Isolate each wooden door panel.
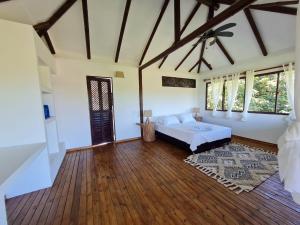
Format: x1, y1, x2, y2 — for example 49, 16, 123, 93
87, 76, 114, 145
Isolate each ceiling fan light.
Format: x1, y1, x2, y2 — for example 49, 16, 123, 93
208, 37, 216, 45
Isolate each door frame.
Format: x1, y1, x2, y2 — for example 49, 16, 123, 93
86, 75, 116, 146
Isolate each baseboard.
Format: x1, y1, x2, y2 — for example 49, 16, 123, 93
114, 137, 141, 144
232, 135, 278, 148
67, 137, 141, 153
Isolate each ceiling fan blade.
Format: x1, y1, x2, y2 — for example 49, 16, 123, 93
214, 23, 236, 33
216, 31, 234, 37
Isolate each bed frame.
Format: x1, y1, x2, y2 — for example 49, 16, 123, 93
155, 131, 231, 154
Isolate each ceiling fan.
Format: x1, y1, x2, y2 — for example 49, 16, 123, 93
193, 22, 236, 47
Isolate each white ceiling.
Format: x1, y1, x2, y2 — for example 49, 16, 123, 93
0, 0, 297, 72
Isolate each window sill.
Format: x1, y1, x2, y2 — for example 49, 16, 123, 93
205, 109, 289, 116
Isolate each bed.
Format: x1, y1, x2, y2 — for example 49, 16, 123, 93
155, 120, 232, 153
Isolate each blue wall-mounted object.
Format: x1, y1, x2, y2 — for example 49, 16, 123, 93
44, 105, 50, 119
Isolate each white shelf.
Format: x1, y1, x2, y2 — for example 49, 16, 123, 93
41, 88, 53, 94
45, 117, 56, 124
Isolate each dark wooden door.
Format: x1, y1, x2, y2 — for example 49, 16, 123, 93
87, 76, 114, 145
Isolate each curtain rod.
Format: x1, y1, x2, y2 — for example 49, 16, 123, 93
202, 63, 295, 82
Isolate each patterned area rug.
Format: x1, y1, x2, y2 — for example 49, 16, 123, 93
184, 143, 278, 194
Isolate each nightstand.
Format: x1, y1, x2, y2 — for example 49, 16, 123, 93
195, 116, 203, 122
136, 122, 156, 142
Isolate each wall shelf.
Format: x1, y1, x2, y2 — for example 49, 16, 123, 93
41, 88, 53, 94
45, 117, 56, 124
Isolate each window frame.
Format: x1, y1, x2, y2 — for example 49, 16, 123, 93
205, 71, 289, 115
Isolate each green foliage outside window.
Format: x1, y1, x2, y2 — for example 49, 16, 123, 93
277, 73, 291, 114
249, 74, 277, 112
206, 72, 291, 114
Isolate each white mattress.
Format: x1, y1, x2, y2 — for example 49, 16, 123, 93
155, 121, 232, 151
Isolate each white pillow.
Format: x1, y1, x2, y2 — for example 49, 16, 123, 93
154, 116, 165, 126
178, 113, 196, 123
162, 116, 180, 126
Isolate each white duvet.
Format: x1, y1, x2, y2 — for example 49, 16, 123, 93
155, 121, 231, 151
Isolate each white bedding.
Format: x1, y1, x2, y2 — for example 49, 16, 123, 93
155, 121, 231, 151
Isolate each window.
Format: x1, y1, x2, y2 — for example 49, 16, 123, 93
206, 82, 223, 110
206, 78, 245, 112
224, 78, 245, 112
249, 74, 277, 113
205, 71, 291, 115
276, 73, 292, 114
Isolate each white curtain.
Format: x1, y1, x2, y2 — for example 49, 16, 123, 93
278, 122, 300, 205
226, 73, 240, 118
241, 70, 255, 121
211, 77, 224, 117
283, 63, 296, 122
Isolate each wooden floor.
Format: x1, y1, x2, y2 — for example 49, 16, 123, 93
6, 137, 300, 225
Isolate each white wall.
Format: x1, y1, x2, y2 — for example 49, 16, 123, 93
143, 69, 200, 117
198, 51, 294, 144
53, 57, 200, 149
54, 58, 141, 149
0, 19, 46, 147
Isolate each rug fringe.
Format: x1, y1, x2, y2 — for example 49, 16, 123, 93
184, 158, 246, 194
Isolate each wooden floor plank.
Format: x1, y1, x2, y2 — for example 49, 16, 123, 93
113, 146, 184, 225
58, 152, 80, 225
69, 151, 85, 225
5, 138, 300, 225
19, 189, 46, 225
46, 153, 78, 224
38, 153, 74, 225
5, 196, 23, 218
78, 151, 87, 225
8, 192, 34, 224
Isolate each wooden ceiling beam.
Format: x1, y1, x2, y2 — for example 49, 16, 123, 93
216, 37, 234, 64
159, 2, 202, 68
82, 0, 91, 59
174, 0, 181, 42
250, 1, 299, 7
216, 0, 236, 5
197, 4, 214, 73
174, 41, 199, 70
140, 0, 257, 70
43, 32, 56, 54
189, 57, 212, 72
139, 0, 170, 66
195, 0, 219, 9
115, 0, 132, 63
197, 41, 206, 73
189, 60, 200, 72
34, 0, 77, 35
244, 8, 268, 56
180, 2, 201, 36
248, 5, 297, 15
47, 0, 77, 28
202, 57, 212, 70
